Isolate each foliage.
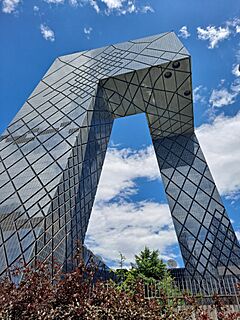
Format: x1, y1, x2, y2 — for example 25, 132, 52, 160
117, 247, 176, 295
0, 260, 240, 319
134, 246, 167, 282
113, 248, 240, 319
0, 261, 182, 319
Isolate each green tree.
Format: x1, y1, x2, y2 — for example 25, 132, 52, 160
118, 247, 183, 307
134, 246, 167, 282
118, 247, 170, 291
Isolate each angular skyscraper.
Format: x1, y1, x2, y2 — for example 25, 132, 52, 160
0, 32, 240, 280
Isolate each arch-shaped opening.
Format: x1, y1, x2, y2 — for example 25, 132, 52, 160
85, 113, 184, 269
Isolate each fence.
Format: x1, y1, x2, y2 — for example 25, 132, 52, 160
144, 276, 240, 316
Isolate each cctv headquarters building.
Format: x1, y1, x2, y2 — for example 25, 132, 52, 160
0, 32, 240, 282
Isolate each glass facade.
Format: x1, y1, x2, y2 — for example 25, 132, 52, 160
0, 32, 240, 279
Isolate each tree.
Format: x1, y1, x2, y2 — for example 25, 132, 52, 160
119, 251, 126, 269
134, 246, 167, 282
115, 252, 128, 283
118, 246, 172, 294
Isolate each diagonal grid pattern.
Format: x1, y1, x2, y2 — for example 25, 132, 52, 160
0, 32, 240, 281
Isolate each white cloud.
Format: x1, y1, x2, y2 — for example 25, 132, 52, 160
193, 85, 207, 104
232, 79, 240, 93
84, 27, 92, 34
83, 26, 93, 39
1, 0, 20, 13
141, 5, 154, 13
69, 0, 77, 5
41, 0, 152, 15
197, 25, 230, 49
89, 0, 100, 12
209, 87, 237, 108
44, 0, 64, 3
33, 5, 39, 11
40, 24, 55, 42
95, 146, 159, 202
209, 44, 240, 109
178, 26, 191, 39
232, 64, 240, 77
102, 0, 136, 15
209, 76, 240, 108
225, 192, 240, 204
126, 2, 136, 13
85, 146, 176, 267
226, 17, 240, 28
100, 0, 153, 15
85, 201, 177, 267
227, 18, 240, 34
101, 0, 123, 10
68, 0, 100, 12
196, 112, 240, 197
197, 18, 240, 49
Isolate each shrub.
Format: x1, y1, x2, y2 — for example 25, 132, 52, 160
0, 257, 239, 319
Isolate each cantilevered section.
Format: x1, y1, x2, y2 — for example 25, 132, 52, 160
0, 32, 240, 280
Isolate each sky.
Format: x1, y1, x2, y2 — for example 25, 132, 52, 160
0, 0, 240, 269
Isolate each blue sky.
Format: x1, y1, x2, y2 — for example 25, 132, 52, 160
0, 0, 240, 268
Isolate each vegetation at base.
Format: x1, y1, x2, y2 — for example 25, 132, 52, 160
117, 246, 167, 281
115, 246, 179, 297
0, 247, 239, 319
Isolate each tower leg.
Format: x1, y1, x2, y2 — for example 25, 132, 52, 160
152, 132, 240, 279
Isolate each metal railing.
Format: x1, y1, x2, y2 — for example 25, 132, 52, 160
144, 276, 240, 313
